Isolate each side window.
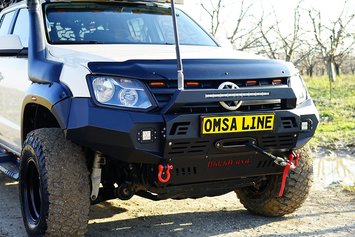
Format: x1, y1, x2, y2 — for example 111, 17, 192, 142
13, 9, 29, 47
0, 11, 16, 36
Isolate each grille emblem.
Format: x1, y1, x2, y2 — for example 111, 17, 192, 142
218, 82, 242, 111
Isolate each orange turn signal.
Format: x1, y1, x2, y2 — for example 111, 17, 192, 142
272, 79, 282, 85
149, 82, 166, 87
246, 80, 257, 86
186, 81, 200, 87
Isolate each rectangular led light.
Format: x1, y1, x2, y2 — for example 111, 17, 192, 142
301, 122, 309, 131
142, 130, 152, 141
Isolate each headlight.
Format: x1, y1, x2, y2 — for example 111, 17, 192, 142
289, 74, 308, 105
91, 77, 153, 109
92, 78, 115, 103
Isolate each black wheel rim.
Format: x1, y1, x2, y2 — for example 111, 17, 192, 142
24, 158, 42, 228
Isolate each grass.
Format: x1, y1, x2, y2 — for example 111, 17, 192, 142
304, 75, 355, 150
342, 185, 355, 192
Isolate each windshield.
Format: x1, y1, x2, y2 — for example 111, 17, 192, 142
44, 2, 217, 46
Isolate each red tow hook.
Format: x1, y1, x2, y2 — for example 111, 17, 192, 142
158, 164, 173, 183
279, 153, 300, 197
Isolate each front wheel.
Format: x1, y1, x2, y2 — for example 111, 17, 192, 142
236, 146, 313, 216
19, 128, 90, 236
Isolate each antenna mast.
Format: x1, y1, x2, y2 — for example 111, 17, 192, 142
170, 0, 185, 90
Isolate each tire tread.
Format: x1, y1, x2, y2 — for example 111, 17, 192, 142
20, 128, 90, 237
236, 147, 313, 217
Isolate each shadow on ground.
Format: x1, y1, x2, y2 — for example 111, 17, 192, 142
87, 201, 355, 237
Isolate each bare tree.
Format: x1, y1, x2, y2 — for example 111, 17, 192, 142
257, 11, 279, 59
347, 55, 355, 74
198, 0, 354, 79
201, 0, 224, 36
0, 0, 12, 9
334, 48, 354, 75
227, 0, 261, 51
274, 0, 304, 62
297, 45, 320, 77
339, 53, 355, 74
308, 0, 355, 81
256, 0, 305, 62
200, 0, 262, 51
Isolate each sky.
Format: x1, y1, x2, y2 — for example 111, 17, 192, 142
179, 0, 354, 46
181, 0, 354, 25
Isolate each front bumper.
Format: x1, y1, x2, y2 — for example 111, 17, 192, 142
59, 98, 318, 164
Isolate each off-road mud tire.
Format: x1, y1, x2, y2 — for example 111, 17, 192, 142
236, 146, 313, 216
19, 128, 90, 236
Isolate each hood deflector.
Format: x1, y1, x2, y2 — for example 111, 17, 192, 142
87, 59, 291, 81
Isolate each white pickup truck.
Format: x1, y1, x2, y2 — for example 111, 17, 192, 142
0, 0, 318, 236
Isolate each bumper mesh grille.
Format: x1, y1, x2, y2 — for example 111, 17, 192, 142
167, 140, 210, 155
259, 134, 296, 149
148, 78, 288, 112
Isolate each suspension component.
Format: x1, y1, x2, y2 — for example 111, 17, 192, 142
115, 182, 134, 200
90, 152, 106, 201
158, 163, 173, 183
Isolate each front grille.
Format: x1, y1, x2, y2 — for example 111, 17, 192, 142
281, 117, 298, 129
256, 159, 277, 168
167, 140, 210, 155
258, 134, 296, 149
176, 102, 282, 114
175, 166, 198, 177
148, 78, 288, 113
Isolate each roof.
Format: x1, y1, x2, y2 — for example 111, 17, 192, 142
1, 0, 184, 12
43, 0, 184, 4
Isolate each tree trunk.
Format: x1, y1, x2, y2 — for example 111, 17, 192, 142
285, 54, 291, 62
335, 63, 341, 76
307, 66, 314, 77
327, 59, 336, 82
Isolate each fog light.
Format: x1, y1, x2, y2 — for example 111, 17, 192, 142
137, 129, 157, 143
142, 130, 152, 141
301, 121, 309, 131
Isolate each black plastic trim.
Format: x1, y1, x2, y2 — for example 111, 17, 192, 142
0, 49, 22, 56
8, 8, 20, 34
21, 82, 72, 141
0, 47, 27, 57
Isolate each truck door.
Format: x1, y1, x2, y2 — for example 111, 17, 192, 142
0, 8, 30, 153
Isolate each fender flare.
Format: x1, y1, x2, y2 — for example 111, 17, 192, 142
21, 82, 72, 141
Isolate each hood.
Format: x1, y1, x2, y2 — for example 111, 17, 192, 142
47, 44, 264, 64
47, 44, 294, 80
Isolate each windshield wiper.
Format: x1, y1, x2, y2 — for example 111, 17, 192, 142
51, 40, 104, 45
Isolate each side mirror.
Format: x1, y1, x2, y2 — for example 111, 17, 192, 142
0, 35, 24, 56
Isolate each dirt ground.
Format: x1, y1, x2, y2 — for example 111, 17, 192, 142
0, 160, 354, 237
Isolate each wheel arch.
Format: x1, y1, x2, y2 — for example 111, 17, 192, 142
21, 82, 72, 142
